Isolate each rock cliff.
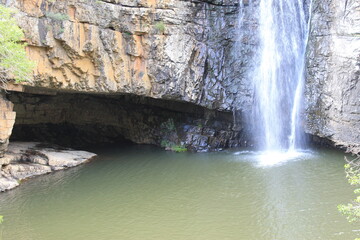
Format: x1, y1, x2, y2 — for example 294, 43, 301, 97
2, 0, 252, 111
305, 0, 360, 150
0, 0, 256, 153
0, 0, 359, 154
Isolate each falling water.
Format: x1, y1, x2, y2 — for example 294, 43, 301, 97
244, 0, 311, 151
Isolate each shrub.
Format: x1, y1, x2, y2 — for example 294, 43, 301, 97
45, 12, 69, 21
155, 21, 165, 33
170, 145, 187, 153
338, 154, 360, 223
0, 5, 35, 86
338, 148, 360, 239
161, 140, 187, 153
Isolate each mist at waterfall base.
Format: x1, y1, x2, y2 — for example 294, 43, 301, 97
238, 0, 311, 165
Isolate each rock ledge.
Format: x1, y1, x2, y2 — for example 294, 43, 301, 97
0, 142, 96, 192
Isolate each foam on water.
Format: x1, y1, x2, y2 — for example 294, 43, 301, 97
233, 149, 314, 167
255, 150, 313, 167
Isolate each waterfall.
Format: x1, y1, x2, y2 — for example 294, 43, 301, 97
241, 0, 311, 151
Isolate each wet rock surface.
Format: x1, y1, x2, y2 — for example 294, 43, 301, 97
0, 142, 97, 192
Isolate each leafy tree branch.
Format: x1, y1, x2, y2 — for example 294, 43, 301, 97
0, 4, 35, 88
338, 146, 360, 239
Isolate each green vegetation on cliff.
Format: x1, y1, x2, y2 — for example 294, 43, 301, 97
45, 11, 69, 21
0, 5, 34, 87
155, 21, 165, 34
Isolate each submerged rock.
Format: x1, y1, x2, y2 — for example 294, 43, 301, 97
0, 142, 96, 192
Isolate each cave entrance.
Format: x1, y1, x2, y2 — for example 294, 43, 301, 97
7, 87, 243, 152
9, 90, 138, 149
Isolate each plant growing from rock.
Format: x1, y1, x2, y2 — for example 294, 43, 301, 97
161, 140, 187, 152
154, 21, 165, 34
0, 5, 35, 87
170, 145, 187, 153
160, 119, 187, 152
45, 12, 69, 21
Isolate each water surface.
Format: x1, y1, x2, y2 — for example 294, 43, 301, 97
0, 145, 357, 240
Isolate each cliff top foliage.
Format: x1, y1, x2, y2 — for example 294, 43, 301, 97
0, 4, 34, 88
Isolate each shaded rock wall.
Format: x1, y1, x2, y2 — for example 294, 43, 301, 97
9, 90, 247, 152
305, 0, 360, 150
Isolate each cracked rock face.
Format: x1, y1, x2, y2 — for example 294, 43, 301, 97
305, 0, 360, 150
2, 0, 253, 112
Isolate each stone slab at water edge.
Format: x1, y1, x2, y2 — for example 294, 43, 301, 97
0, 142, 97, 192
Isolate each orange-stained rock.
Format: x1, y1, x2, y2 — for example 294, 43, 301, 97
7, 0, 217, 104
